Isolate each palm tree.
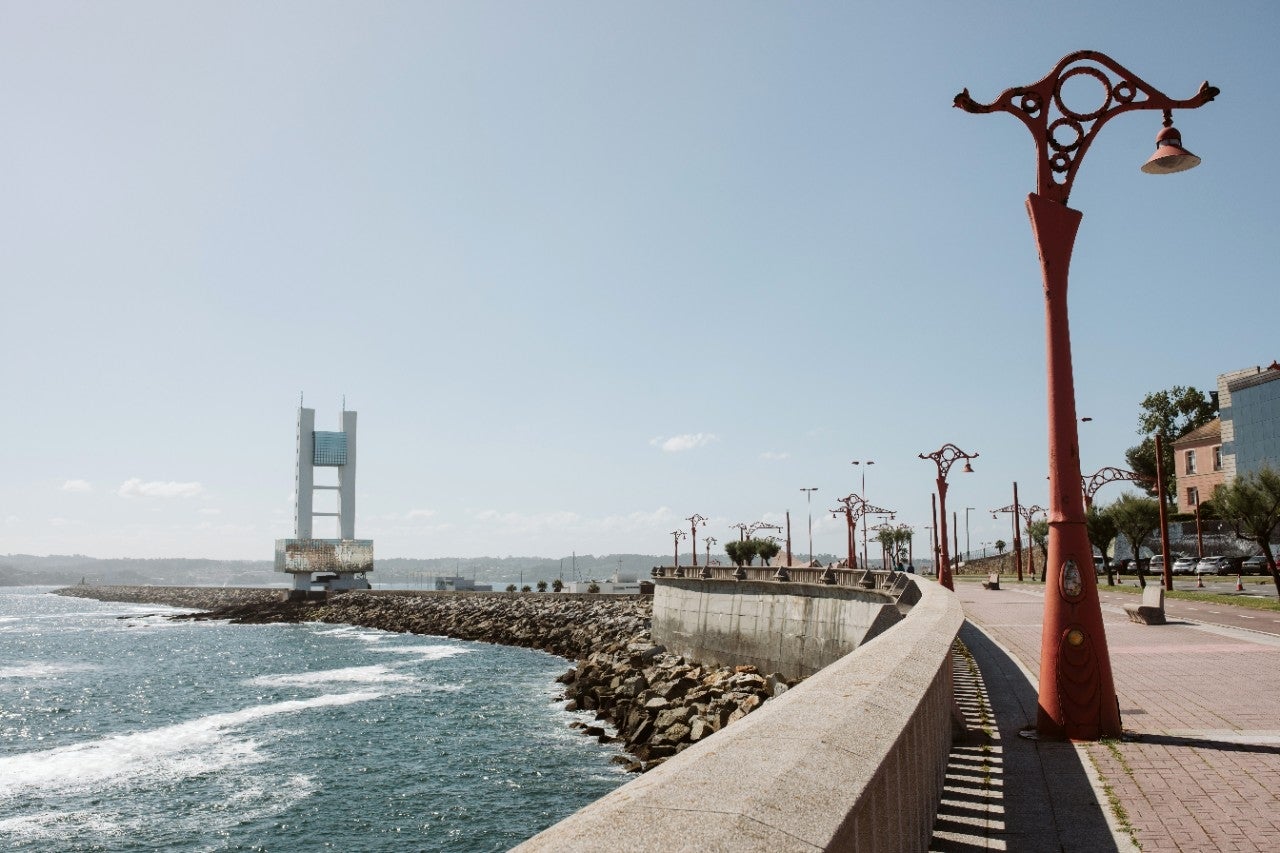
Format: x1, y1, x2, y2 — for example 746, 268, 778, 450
551, 578, 564, 593
1210, 466, 1280, 596
536, 580, 548, 593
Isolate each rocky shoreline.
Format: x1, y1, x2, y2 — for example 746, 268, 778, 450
54, 586, 791, 772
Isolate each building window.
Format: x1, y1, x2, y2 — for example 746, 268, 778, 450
1185, 449, 1197, 474
1213, 445, 1222, 471
1187, 487, 1199, 507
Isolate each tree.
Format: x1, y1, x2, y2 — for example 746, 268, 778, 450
1086, 503, 1120, 586
536, 580, 548, 593
754, 538, 781, 566
1027, 520, 1049, 581
1210, 466, 1280, 596
587, 581, 601, 594
1124, 386, 1217, 503
725, 539, 761, 567
551, 578, 564, 593
505, 584, 517, 593
995, 540, 1007, 555
1110, 493, 1162, 587
521, 585, 532, 593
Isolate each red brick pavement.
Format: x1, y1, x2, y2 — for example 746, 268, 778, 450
958, 582, 1280, 852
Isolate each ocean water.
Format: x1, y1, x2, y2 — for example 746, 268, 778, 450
0, 587, 628, 852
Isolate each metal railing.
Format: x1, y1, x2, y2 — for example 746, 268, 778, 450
651, 564, 915, 604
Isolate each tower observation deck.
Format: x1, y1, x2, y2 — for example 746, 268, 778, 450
275, 404, 373, 599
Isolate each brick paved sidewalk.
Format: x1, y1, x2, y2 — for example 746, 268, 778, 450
957, 583, 1280, 852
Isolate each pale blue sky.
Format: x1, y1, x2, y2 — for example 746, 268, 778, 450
4, 2, 1277, 560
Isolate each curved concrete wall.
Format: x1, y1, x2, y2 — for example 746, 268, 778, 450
515, 576, 963, 853
652, 578, 904, 681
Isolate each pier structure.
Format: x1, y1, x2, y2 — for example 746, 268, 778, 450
275, 404, 373, 598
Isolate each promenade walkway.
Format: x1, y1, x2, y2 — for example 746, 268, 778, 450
933, 580, 1280, 852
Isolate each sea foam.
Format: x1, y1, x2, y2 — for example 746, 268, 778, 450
0, 691, 383, 800
250, 665, 414, 687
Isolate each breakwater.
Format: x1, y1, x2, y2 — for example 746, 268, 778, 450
54, 586, 789, 771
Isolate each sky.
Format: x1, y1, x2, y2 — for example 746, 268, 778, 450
4, 1, 1278, 562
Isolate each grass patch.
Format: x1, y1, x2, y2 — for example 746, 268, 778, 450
958, 573, 1280, 612
1097, 584, 1280, 611
1097, 738, 1141, 849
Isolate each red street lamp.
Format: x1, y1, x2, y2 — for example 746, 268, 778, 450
686, 514, 707, 566
957, 51, 1217, 740
670, 529, 687, 577
826, 494, 893, 583
1082, 467, 1154, 512
702, 536, 717, 578
918, 443, 977, 590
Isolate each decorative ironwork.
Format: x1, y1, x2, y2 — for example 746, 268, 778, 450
686, 513, 707, 566
1082, 466, 1154, 509
955, 50, 1218, 204
918, 443, 979, 481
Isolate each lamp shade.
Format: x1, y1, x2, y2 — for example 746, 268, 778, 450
1141, 125, 1201, 174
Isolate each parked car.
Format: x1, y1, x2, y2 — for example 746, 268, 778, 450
1171, 555, 1198, 575
1242, 555, 1272, 575
1195, 556, 1233, 575
1147, 555, 1165, 575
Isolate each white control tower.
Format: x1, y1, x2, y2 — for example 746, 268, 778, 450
275, 405, 373, 599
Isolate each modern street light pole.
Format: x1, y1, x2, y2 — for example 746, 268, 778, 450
919, 443, 978, 590
800, 487, 819, 564
851, 461, 874, 568
957, 50, 1217, 740
965, 507, 975, 561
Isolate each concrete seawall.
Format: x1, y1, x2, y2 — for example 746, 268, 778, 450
515, 575, 963, 852
652, 578, 905, 681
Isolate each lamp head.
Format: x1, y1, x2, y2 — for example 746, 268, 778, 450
1141, 124, 1202, 175
962, 461, 974, 474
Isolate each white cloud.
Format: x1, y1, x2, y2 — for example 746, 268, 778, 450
650, 433, 718, 452
406, 509, 436, 520
61, 479, 92, 493
760, 451, 790, 461
117, 478, 204, 499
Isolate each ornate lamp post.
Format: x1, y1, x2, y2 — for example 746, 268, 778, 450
748, 521, 783, 539
670, 529, 687, 577
826, 494, 893, 583
957, 51, 1217, 740
1082, 467, 1153, 511
702, 536, 717, 578
1020, 503, 1046, 580
730, 522, 752, 541
800, 487, 819, 565
919, 443, 977, 590
686, 514, 707, 566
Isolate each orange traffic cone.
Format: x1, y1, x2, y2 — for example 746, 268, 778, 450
1236, 573, 1245, 592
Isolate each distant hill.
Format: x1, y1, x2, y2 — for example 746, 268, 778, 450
0, 550, 847, 588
